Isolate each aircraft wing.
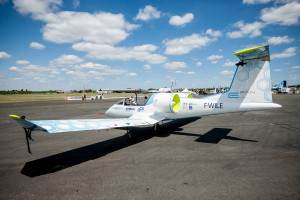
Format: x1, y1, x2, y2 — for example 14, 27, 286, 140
9, 114, 165, 134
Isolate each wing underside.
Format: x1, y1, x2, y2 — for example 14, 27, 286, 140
9, 114, 163, 133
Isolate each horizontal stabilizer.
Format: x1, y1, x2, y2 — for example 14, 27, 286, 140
233, 45, 270, 61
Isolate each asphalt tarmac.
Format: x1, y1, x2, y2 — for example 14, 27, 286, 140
0, 95, 299, 200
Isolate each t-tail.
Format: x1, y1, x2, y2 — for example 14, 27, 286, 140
205, 45, 281, 110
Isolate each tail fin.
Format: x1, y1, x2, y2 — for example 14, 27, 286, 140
275, 80, 286, 89
208, 45, 273, 103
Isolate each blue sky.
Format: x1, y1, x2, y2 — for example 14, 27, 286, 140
0, 0, 299, 91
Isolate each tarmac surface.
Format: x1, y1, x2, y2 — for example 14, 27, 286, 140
0, 95, 299, 200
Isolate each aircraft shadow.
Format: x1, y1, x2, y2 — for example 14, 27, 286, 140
20, 117, 256, 177
172, 128, 258, 144
20, 117, 200, 178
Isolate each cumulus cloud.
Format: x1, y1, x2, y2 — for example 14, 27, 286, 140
291, 66, 300, 69
42, 11, 139, 44
267, 35, 294, 45
243, 0, 271, 4
72, 42, 167, 64
144, 64, 152, 70
260, 1, 300, 26
271, 47, 297, 59
163, 62, 188, 70
205, 29, 222, 37
164, 34, 217, 55
207, 55, 223, 61
13, 0, 62, 19
226, 21, 265, 38
196, 62, 202, 67
222, 59, 237, 67
13, 0, 139, 45
127, 72, 137, 76
16, 60, 30, 65
30, 42, 45, 49
0, 51, 12, 59
51, 55, 84, 66
174, 71, 195, 75
9, 64, 60, 76
220, 70, 234, 75
273, 69, 283, 71
134, 5, 161, 21
169, 13, 194, 27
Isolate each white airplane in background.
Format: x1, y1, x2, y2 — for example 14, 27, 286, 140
10, 45, 281, 153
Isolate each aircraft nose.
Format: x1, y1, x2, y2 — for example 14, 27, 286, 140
105, 107, 114, 117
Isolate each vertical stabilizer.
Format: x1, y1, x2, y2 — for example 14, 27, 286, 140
207, 45, 273, 103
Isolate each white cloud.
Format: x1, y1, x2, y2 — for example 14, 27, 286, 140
222, 59, 237, 67
72, 42, 167, 64
260, 1, 300, 25
260, 1, 300, 26
267, 36, 294, 45
30, 42, 45, 50
271, 47, 297, 59
220, 70, 234, 75
9, 64, 60, 76
163, 62, 188, 70
274, 69, 283, 71
72, 62, 127, 76
289, 74, 300, 80
169, 13, 194, 27
206, 29, 222, 37
13, 0, 62, 19
211, 61, 219, 64
127, 72, 137, 76
291, 66, 300, 69
226, 21, 265, 38
207, 55, 223, 61
51, 55, 83, 66
42, 11, 139, 44
164, 34, 217, 55
174, 71, 195, 75
13, 1, 139, 45
196, 62, 202, 67
144, 64, 152, 70
243, 0, 271, 4
134, 5, 161, 21
16, 60, 30, 65
0, 51, 12, 59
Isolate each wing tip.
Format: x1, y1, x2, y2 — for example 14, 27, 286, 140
9, 115, 22, 119
233, 45, 269, 55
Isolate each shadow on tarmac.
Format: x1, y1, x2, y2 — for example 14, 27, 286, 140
21, 117, 256, 177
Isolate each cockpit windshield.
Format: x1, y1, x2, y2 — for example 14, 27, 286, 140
115, 99, 124, 105
113, 95, 150, 106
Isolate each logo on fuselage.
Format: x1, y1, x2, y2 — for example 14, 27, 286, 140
204, 103, 223, 109
138, 107, 144, 112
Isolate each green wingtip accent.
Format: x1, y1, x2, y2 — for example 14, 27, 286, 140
9, 115, 21, 119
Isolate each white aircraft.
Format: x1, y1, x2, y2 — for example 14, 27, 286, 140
10, 45, 281, 153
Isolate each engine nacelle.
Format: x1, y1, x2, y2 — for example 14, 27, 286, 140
153, 93, 180, 113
